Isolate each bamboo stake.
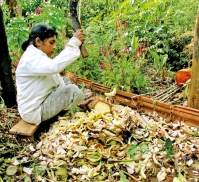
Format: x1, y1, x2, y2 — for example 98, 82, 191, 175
152, 85, 176, 100
158, 87, 180, 102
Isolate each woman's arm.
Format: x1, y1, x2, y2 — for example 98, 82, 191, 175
18, 37, 81, 76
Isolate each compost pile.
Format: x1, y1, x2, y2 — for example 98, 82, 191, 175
5, 103, 196, 182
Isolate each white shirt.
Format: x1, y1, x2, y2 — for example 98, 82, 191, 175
16, 37, 81, 125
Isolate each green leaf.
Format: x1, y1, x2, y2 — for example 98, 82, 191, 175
0, 157, 4, 163
0, 96, 6, 109
116, 74, 122, 81
188, 131, 197, 136
131, 35, 139, 53
126, 77, 131, 85
127, 144, 138, 157
139, 144, 149, 154
55, 167, 67, 181
177, 172, 187, 182
125, 85, 131, 92
110, 140, 117, 146
0, 176, 3, 182
24, 176, 32, 182
34, 166, 46, 178
149, 50, 160, 67
130, 0, 135, 5
119, 171, 128, 182
163, 138, 175, 158
159, 54, 168, 67
6, 165, 17, 176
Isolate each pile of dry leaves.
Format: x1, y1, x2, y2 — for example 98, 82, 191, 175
0, 93, 199, 181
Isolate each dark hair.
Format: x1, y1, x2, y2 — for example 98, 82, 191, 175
21, 23, 58, 51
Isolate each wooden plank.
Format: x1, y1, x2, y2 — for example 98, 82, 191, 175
9, 120, 39, 136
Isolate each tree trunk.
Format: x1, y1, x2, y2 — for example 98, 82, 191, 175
69, 0, 88, 58
188, 8, 199, 109
0, 6, 17, 108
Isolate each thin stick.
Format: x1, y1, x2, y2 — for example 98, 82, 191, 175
159, 87, 180, 102
153, 85, 176, 99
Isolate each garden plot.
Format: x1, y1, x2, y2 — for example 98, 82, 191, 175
1, 76, 199, 181
21, 101, 199, 181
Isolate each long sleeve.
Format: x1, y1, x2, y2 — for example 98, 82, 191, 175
16, 37, 82, 76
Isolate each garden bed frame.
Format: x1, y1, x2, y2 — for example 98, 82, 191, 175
66, 72, 199, 127
9, 72, 199, 140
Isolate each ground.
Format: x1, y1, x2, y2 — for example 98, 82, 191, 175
0, 73, 190, 181
0, 31, 194, 180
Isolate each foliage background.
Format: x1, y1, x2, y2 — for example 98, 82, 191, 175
2, 0, 198, 93
0, 1, 199, 181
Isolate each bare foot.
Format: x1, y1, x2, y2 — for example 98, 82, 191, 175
79, 97, 95, 111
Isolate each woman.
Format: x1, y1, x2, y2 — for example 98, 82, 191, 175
16, 23, 87, 125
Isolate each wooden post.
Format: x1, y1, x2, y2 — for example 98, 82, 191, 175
188, 8, 199, 109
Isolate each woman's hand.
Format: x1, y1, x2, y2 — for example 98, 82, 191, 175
73, 29, 85, 43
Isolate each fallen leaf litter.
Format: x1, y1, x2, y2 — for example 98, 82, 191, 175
1, 90, 199, 181
28, 101, 199, 181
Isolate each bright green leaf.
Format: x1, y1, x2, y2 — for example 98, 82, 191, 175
149, 50, 160, 65
119, 171, 128, 182
131, 35, 139, 53
127, 144, 138, 157
24, 176, 32, 182
163, 138, 175, 158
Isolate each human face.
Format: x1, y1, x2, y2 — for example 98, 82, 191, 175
36, 35, 56, 57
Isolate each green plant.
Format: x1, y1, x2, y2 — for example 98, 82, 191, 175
163, 138, 175, 158
149, 50, 168, 80
66, 16, 150, 93
4, 2, 70, 62
0, 96, 6, 109
119, 171, 128, 182
2, 0, 197, 95
127, 143, 149, 158
99, 55, 149, 93
17, 0, 43, 15
5, 16, 30, 61
50, 0, 69, 8
178, 79, 190, 100
1, 4, 10, 23
66, 43, 101, 81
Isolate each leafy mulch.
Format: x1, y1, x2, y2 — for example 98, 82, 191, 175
0, 78, 191, 181
0, 63, 190, 181
0, 94, 199, 182
0, 107, 64, 181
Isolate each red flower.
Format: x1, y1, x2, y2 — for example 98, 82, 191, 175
35, 6, 40, 15
100, 47, 104, 54
100, 61, 106, 70
110, 63, 114, 71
